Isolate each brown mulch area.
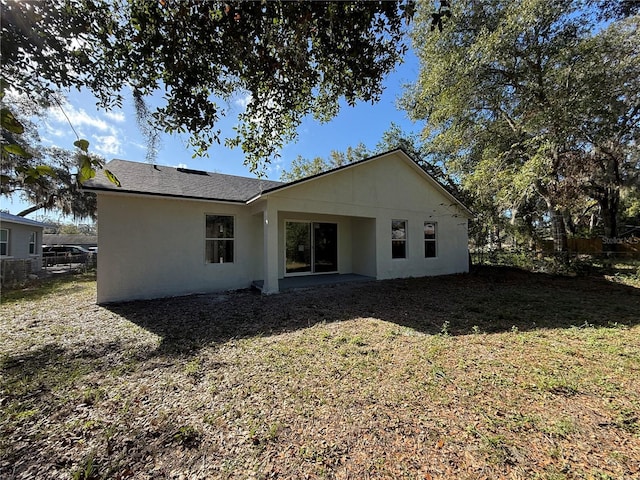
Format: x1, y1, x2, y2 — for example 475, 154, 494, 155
1, 267, 639, 479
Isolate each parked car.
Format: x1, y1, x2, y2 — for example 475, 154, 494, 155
43, 245, 93, 266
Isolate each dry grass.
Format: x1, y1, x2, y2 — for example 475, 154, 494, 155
1, 267, 639, 479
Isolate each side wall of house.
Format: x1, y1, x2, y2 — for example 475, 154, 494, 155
96, 194, 259, 303
351, 217, 377, 278
0, 221, 42, 270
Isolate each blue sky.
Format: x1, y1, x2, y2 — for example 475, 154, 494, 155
2, 51, 421, 220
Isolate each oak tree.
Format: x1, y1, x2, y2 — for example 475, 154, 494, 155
1, 92, 102, 219
2, 0, 415, 173
402, 0, 639, 252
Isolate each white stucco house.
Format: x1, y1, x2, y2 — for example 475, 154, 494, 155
84, 149, 472, 303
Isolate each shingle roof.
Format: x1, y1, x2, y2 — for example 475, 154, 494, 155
84, 151, 471, 217
43, 234, 98, 246
83, 159, 284, 203
0, 211, 50, 228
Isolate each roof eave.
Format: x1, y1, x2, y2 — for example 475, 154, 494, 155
0, 213, 50, 228
84, 186, 248, 205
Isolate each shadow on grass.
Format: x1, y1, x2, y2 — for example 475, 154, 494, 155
0, 341, 174, 478
0, 340, 126, 405
103, 266, 640, 356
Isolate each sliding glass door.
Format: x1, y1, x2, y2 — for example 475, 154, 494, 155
313, 222, 338, 273
285, 222, 312, 274
286, 221, 338, 275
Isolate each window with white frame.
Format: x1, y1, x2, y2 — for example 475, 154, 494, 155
392, 220, 407, 259
424, 222, 437, 258
205, 215, 234, 263
29, 231, 37, 255
0, 228, 8, 256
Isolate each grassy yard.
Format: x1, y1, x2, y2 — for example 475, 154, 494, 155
1, 268, 639, 479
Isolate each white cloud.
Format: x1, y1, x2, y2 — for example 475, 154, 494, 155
131, 142, 147, 150
267, 157, 284, 178
43, 121, 65, 138
176, 163, 188, 169
49, 104, 110, 132
105, 110, 126, 123
45, 101, 129, 156
93, 134, 121, 156
234, 93, 252, 110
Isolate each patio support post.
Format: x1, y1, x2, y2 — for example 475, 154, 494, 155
262, 204, 279, 294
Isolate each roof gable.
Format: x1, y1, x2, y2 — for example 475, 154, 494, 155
253, 149, 472, 217
83, 159, 283, 202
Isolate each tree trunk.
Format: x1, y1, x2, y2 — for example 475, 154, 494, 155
493, 225, 502, 250
590, 150, 621, 254
17, 203, 46, 217
599, 186, 619, 254
544, 194, 568, 254
563, 210, 576, 237
17, 194, 57, 217
539, 149, 568, 258
550, 209, 568, 253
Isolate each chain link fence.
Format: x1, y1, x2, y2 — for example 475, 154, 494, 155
1, 254, 97, 289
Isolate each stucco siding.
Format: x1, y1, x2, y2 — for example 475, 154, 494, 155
250, 213, 265, 282
93, 150, 470, 301
375, 213, 468, 280
264, 152, 470, 281
267, 153, 466, 218
96, 194, 259, 303
351, 217, 377, 277
0, 221, 42, 270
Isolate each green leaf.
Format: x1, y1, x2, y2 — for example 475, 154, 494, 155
78, 166, 96, 184
74, 139, 90, 152
35, 165, 56, 177
23, 175, 39, 185
103, 169, 121, 187
77, 154, 96, 184
79, 154, 92, 169
1, 108, 25, 134
3, 143, 32, 158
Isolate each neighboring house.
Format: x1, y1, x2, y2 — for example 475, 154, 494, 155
84, 149, 472, 303
0, 212, 48, 285
43, 234, 98, 249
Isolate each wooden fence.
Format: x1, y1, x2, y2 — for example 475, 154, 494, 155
541, 237, 639, 255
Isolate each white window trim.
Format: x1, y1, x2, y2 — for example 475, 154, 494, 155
0, 228, 9, 257
392, 219, 408, 260
28, 231, 37, 255
424, 221, 437, 258
205, 214, 235, 264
